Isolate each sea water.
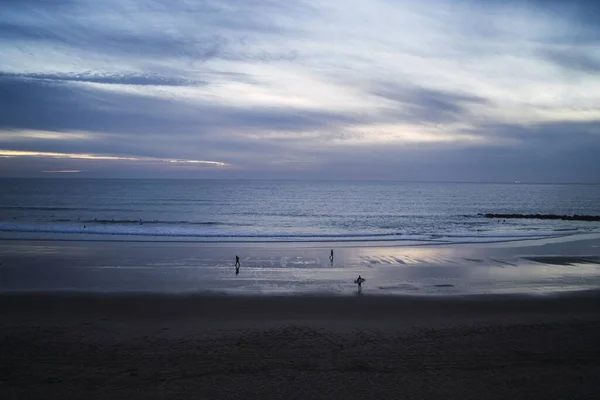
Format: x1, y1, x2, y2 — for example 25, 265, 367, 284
1, 179, 599, 243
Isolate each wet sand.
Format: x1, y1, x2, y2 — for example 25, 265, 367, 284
1, 235, 600, 295
1, 292, 600, 400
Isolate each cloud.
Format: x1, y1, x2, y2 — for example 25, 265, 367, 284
372, 83, 490, 124
0, 71, 201, 86
466, 120, 600, 162
42, 170, 82, 173
1, 0, 600, 181
0, 73, 367, 169
0, 149, 228, 167
541, 48, 600, 74
0, 75, 361, 136
0, 20, 226, 61
0, 0, 307, 67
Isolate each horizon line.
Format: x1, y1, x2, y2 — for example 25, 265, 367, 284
0, 177, 599, 185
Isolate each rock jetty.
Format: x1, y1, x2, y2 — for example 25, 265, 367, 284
481, 213, 600, 222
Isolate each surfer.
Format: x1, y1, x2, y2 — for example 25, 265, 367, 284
235, 255, 240, 275
330, 249, 334, 264
354, 275, 365, 290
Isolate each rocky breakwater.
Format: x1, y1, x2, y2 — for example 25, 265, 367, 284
481, 213, 600, 222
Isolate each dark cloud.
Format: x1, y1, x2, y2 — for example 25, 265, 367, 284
0, 71, 202, 86
442, 119, 600, 182
530, 0, 600, 26
472, 120, 600, 150
373, 83, 489, 124
0, 77, 180, 135
467, 0, 600, 25
302, 139, 600, 183
3, 120, 600, 182
0, 20, 226, 61
0, 0, 76, 9
0, 0, 305, 63
2, 72, 598, 182
0, 76, 360, 133
541, 48, 600, 74
0, 75, 362, 160
453, 0, 600, 46
294, 115, 600, 183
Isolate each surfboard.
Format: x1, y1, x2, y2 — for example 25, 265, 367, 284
354, 278, 366, 284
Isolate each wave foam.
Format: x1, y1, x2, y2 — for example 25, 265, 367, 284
0, 222, 581, 244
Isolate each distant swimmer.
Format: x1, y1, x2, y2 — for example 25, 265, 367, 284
354, 275, 365, 290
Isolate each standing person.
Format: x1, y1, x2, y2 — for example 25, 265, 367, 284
235, 255, 241, 275
354, 275, 365, 291
330, 249, 334, 264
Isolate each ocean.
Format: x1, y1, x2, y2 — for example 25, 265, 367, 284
1, 179, 599, 243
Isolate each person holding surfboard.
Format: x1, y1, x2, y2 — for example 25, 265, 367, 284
354, 275, 365, 290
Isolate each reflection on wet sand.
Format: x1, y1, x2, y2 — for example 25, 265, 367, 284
0, 235, 599, 295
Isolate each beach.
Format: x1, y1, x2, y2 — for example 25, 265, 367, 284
3, 0, 600, 394
1, 292, 600, 399
2, 234, 600, 294
1, 236, 600, 399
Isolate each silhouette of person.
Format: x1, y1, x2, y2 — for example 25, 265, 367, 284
355, 275, 365, 292
235, 255, 241, 275
329, 249, 334, 264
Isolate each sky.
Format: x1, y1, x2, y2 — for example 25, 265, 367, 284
0, 0, 599, 182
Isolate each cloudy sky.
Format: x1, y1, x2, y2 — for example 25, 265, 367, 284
1, 0, 599, 182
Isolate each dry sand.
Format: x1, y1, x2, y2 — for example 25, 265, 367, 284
1, 292, 600, 400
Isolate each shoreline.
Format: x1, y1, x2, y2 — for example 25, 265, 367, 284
1, 230, 598, 245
